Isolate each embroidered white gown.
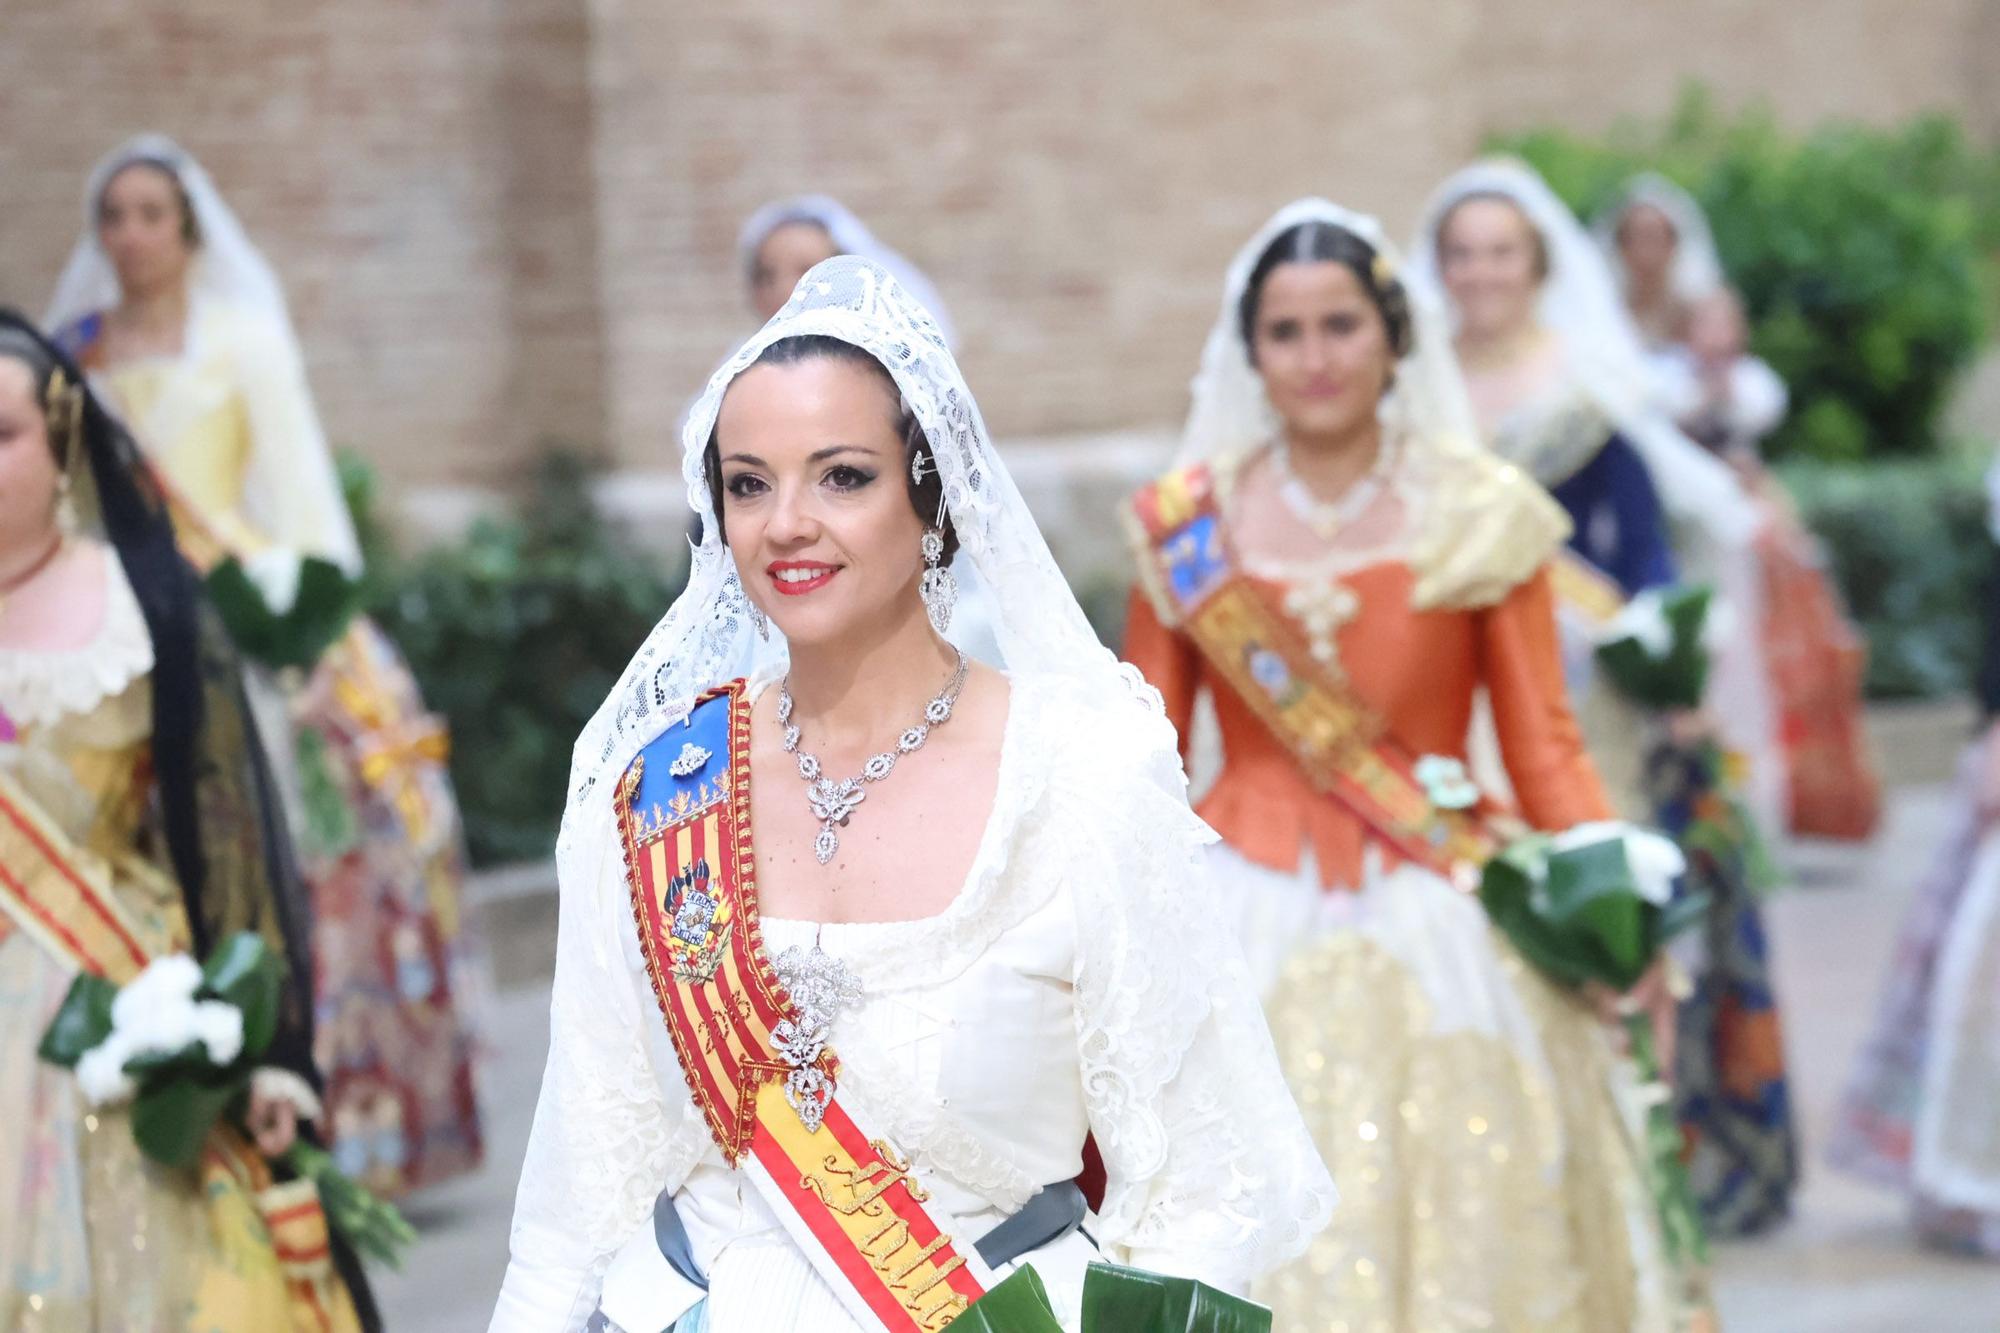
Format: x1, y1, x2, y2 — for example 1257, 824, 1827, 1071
491, 672, 1332, 1332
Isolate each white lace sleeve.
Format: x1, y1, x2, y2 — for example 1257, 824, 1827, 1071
1056, 698, 1335, 1291
490, 801, 697, 1332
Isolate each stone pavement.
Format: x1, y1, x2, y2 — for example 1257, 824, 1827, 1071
379, 778, 2000, 1332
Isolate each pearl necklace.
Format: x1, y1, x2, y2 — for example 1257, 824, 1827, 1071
1270, 435, 1399, 541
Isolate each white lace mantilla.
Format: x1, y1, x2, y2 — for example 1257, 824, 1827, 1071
0, 547, 153, 729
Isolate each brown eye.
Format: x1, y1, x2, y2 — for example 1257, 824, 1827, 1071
824, 465, 875, 492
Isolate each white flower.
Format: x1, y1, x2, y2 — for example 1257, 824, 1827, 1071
110, 954, 202, 1033
243, 547, 304, 615
1597, 590, 1672, 657
251, 1067, 324, 1122
187, 1000, 245, 1066
75, 1035, 137, 1106
1551, 821, 1686, 905
1414, 754, 1481, 811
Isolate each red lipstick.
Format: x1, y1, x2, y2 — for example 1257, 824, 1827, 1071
768, 560, 840, 596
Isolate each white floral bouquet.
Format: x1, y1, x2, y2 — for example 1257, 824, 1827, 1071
38, 931, 413, 1266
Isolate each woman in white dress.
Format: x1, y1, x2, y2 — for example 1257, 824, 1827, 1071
490, 257, 1331, 1332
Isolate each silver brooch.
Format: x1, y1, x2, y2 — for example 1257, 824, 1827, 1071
668, 742, 712, 778
772, 943, 861, 1133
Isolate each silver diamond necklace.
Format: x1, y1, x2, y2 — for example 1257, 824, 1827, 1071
780, 648, 969, 866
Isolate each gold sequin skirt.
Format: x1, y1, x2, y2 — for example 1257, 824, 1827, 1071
1221, 845, 1678, 1333
0, 933, 364, 1333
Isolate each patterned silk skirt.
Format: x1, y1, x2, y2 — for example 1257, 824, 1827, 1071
1225, 842, 1691, 1333
1831, 746, 2000, 1255
1646, 739, 1798, 1237
278, 619, 486, 1196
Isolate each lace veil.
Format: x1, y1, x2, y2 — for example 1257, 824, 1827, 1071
564, 253, 1178, 860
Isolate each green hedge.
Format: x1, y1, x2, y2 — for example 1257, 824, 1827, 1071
351, 452, 685, 866
1494, 86, 1997, 462
1780, 455, 1988, 699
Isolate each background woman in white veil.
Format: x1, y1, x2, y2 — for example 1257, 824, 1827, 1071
1593, 173, 1724, 355
1408, 159, 1801, 1238
737, 194, 958, 346
492, 255, 1329, 1332
46, 135, 487, 1200
1599, 175, 1884, 843
1120, 199, 1692, 1331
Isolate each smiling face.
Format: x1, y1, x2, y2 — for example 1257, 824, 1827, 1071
750, 221, 840, 321
713, 353, 926, 648
0, 357, 62, 555
1436, 194, 1545, 343
1248, 260, 1396, 445
97, 161, 196, 301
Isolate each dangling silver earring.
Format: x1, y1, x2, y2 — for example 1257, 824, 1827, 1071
919, 528, 956, 634
749, 603, 771, 641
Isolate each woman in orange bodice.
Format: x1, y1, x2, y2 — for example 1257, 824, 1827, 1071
1122, 200, 1690, 1332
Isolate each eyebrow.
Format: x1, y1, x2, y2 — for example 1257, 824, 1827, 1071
721, 443, 883, 467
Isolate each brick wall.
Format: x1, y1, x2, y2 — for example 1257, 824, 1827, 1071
1, 0, 1991, 502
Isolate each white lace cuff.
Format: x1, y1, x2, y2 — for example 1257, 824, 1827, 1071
251, 1067, 324, 1122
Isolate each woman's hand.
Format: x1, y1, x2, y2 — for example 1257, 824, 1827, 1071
1583, 959, 1678, 1077
1664, 707, 1714, 749
248, 1081, 301, 1158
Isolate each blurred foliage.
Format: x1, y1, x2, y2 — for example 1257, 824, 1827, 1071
343, 449, 685, 865
1494, 84, 1998, 462
1073, 569, 1133, 657
1778, 454, 1989, 699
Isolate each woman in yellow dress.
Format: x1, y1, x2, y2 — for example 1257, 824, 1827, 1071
47, 135, 483, 1197
0, 310, 372, 1330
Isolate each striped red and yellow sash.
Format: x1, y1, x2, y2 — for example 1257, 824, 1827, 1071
0, 768, 151, 984
1128, 464, 1512, 885
618, 682, 988, 1332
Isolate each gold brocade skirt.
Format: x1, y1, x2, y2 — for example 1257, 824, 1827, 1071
1220, 844, 1680, 1333
0, 931, 364, 1333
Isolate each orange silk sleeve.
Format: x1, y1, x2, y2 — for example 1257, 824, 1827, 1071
1121, 586, 1199, 764
1477, 565, 1615, 829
